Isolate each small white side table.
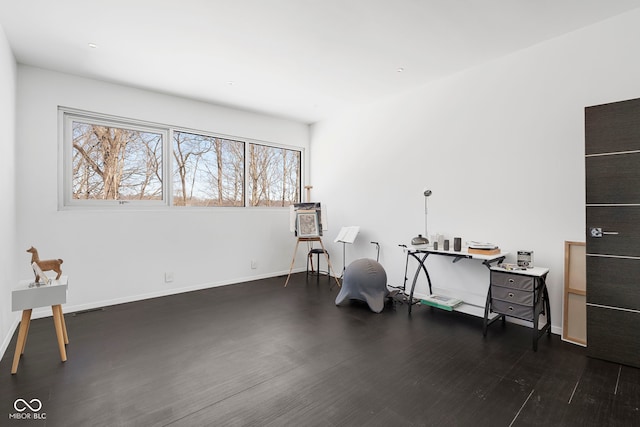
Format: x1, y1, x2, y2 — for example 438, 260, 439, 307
11, 276, 69, 374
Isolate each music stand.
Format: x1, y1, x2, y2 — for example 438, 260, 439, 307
334, 226, 360, 277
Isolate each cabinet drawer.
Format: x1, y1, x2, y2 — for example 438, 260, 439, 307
491, 299, 534, 320
491, 285, 534, 306
491, 271, 535, 291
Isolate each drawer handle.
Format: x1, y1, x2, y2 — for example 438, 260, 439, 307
508, 279, 514, 283
508, 292, 514, 298
508, 306, 514, 311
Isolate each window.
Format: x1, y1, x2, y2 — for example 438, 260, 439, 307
63, 112, 167, 207
60, 109, 302, 208
173, 131, 244, 207
247, 144, 301, 206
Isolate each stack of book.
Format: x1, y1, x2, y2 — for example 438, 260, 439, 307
467, 241, 500, 255
421, 294, 463, 311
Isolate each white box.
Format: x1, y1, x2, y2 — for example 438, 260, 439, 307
12, 277, 68, 311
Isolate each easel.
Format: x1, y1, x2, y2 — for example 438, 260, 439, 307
284, 186, 341, 288
284, 236, 340, 288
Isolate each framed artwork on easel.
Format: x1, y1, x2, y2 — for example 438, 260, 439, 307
296, 211, 320, 237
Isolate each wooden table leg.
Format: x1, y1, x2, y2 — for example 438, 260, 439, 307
57, 305, 69, 344
52, 305, 67, 362
11, 309, 32, 374
20, 311, 31, 355
284, 238, 301, 287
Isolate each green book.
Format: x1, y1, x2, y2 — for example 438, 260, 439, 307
421, 295, 463, 311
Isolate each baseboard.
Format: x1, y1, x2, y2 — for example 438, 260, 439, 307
32, 268, 301, 319
0, 315, 20, 362
0, 268, 303, 361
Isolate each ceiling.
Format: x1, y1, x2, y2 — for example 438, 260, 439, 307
2, 1, 640, 124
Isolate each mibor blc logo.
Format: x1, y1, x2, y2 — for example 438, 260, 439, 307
9, 398, 46, 420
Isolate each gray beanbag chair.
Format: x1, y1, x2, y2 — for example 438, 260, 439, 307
335, 258, 388, 313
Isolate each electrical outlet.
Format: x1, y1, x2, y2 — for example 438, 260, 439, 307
251, 260, 258, 269
164, 272, 174, 282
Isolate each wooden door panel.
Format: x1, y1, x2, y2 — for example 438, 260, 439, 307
585, 97, 640, 369
586, 206, 640, 257
586, 97, 640, 155
586, 256, 640, 310
586, 152, 640, 204
586, 305, 640, 368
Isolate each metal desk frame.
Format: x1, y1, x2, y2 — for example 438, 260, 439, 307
403, 247, 506, 314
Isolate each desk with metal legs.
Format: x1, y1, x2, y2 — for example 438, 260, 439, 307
403, 247, 506, 314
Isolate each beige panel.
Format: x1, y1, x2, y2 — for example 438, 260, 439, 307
568, 243, 586, 293
566, 293, 587, 345
563, 241, 587, 346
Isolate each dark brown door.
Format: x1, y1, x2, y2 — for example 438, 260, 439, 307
585, 98, 640, 368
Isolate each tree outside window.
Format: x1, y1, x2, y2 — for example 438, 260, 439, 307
72, 121, 163, 201
172, 131, 244, 207
63, 109, 302, 208
248, 144, 300, 207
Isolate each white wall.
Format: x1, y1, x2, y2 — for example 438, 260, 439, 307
311, 9, 640, 334
8, 8, 640, 353
0, 25, 17, 356
15, 66, 309, 318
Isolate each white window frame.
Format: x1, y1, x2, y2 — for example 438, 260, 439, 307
171, 127, 247, 208
245, 141, 303, 208
59, 107, 304, 210
59, 108, 171, 209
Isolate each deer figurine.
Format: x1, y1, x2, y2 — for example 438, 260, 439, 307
27, 246, 63, 281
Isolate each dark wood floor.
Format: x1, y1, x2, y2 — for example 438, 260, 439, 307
1, 273, 639, 426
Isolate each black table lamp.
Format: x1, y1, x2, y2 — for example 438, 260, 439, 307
411, 189, 432, 245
